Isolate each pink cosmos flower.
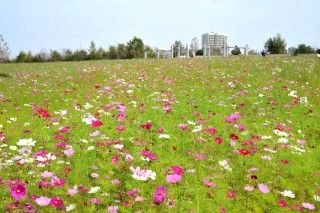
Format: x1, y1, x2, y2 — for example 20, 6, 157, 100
107, 205, 118, 213
203, 179, 216, 187
258, 183, 270, 193
166, 174, 182, 184
170, 166, 184, 175
116, 125, 126, 132
36, 196, 51, 206
278, 199, 288, 207
206, 127, 217, 134
177, 124, 189, 131
302, 202, 315, 210
91, 197, 101, 205
63, 149, 75, 157
225, 113, 241, 123
50, 197, 64, 209
41, 171, 54, 178
112, 156, 120, 164
235, 124, 246, 131
23, 203, 36, 213
91, 120, 103, 127
141, 150, 158, 161
50, 177, 65, 187
67, 188, 79, 196
153, 186, 167, 205
10, 184, 27, 200
214, 137, 223, 145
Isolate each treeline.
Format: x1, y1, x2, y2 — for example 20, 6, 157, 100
14, 37, 157, 63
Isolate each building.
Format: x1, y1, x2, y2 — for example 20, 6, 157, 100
201, 32, 227, 56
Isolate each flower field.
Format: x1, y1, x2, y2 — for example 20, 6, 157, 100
0, 56, 319, 212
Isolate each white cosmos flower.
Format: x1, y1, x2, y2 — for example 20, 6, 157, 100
278, 137, 289, 143
288, 90, 298, 98
87, 146, 95, 150
261, 135, 272, 140
84, 103, 93, 109
192, 125, 202, 133
273, 130, 289, 137
280, 190, 295, 198
159, 134, 170, 139
9, 146, 17, 150
314, 195, 320, 202
130, 166, 156, 181
17, 138, 36, 147
113, 144, 124, 149
66, 204, 76, 211
88, 186, 100, 194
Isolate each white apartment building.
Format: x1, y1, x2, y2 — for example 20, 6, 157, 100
201, 32, 228, 56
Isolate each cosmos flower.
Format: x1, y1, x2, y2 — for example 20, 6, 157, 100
50, 197, 64, 209
225, 113, 241, 123
302, 202, 315, 210
130, 166, 156, 181
36, 196, 51, 206
9, 184, 27, 200
166, 174, 182, 184
17, 138, 36, 147
88, 186, 100, 194
279, 190, 295, 198
153, 186, 167, 205
258, 183, 270, 193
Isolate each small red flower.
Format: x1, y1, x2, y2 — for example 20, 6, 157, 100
230, 134, 239, 140
239, 149, 251, 156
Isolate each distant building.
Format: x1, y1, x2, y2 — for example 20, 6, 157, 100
201, 32, 227, 56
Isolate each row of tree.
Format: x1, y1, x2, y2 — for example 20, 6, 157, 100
3, 36, 157, 63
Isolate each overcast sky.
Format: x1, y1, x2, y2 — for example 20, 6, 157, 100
1, 0, 319, 57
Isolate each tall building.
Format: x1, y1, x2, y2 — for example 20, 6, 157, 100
201, 32, 227, 56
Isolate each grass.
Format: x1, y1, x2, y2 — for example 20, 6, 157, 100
0, 55, 319, 212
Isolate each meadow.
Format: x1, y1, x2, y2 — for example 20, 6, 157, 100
0, 56, 319, 212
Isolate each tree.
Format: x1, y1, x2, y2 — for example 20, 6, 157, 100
172, 41, 185, 58
294, 44, 315, 54
73, 49, 87, 61
95, 47, 105, 60
88, 41, 97, 60
117, 44, 128, 59
0, 34, 10, 62
127, 37, 144, 59
231, 46, 241, 55
62, 49, 74, 61
264, 34, 287, 54
144, 45, 156, 58
16, 51, 27, 63
106, 46, 118, 59
317, 49, 320, 54
49, 50, 62, 62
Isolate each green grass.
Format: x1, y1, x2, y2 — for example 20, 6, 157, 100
0, 56, 319, 212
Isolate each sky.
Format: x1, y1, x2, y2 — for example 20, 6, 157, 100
0, 0, 319, 57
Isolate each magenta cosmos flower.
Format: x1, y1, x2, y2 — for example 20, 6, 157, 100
153, 186, 167, 205
50, 197, 64, 209
10, 184, 27, 200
